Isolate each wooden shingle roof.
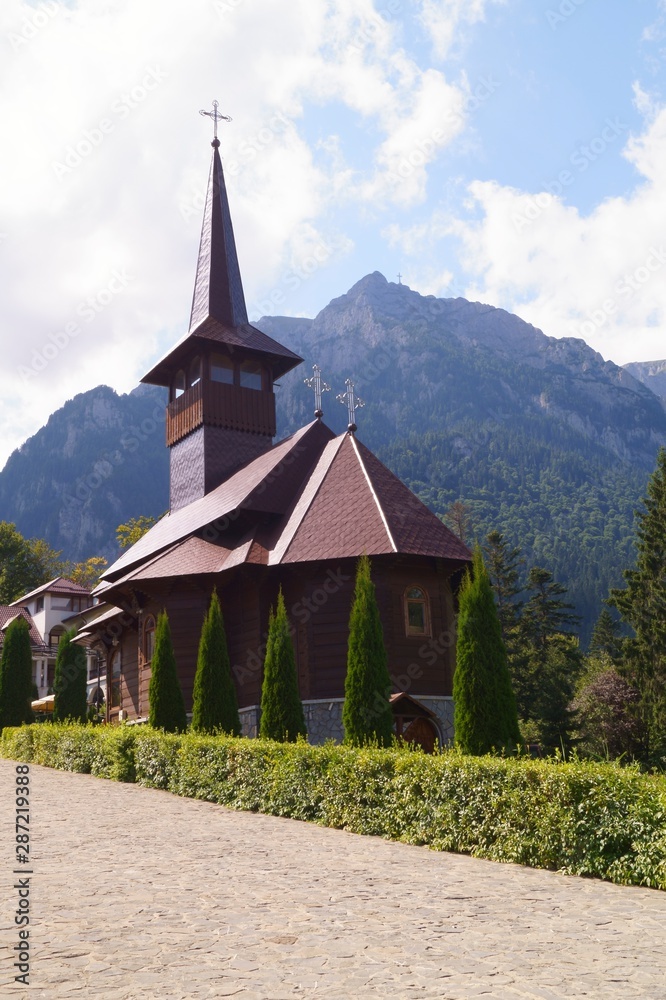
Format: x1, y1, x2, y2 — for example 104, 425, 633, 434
99, 421, 471, 597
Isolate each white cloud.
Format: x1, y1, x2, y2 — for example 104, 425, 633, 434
419, 0, 505, 60
388, 101, 666, 366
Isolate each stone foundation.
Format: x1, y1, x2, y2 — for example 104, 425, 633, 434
239, 696, 454, 746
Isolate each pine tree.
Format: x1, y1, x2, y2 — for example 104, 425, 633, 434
53, 628, 88, 723
0, 617, 34, 729
259, 590, 306, 742
513, 566, 582, 749
484, 529, 524, 655
588, 608, 622, 659
342, 554, 394, 747
192, 590, 240, 735
611, 446, 666, 755
148, 611, 187, 733
453, 547, 521, 754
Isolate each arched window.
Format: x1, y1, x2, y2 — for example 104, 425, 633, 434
210, 353, 234, 384
404, 586, 430, 637
143, 616, 156, 663
189, 356, 202, 387
239, 360, 262, 390
172, 369, 186, 399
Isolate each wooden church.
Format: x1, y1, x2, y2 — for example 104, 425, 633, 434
81, 108, 472, 748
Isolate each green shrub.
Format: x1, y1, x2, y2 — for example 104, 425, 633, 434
2, 724, 665, 889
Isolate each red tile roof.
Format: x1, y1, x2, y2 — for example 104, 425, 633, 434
0, 607, 46, 650
9, 577, 92, 606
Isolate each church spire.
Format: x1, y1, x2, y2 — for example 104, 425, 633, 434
189, 102, 248, 331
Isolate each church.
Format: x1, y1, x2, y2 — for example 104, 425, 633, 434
79, 106, 472, 749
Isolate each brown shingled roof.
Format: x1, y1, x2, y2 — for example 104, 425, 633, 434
101, 422, 470, 591
100, 419, 334, 585
0, 606, 46, 650
10, 577, 92, 606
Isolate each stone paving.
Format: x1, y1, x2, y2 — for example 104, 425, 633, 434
2, 758, 666, 1000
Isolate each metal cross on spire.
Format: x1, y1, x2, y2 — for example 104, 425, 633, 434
304, 364, 331, 418
199, 99, 232, 146
337, 378, 365, 433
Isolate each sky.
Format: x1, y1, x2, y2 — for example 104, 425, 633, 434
1, 0, 665, 470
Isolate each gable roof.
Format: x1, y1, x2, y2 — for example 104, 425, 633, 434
274, 433, 471, 565
0, 606, 47, 650
9, 577, 91, 606
99, 421, 471, 599
100, 419, 335, 585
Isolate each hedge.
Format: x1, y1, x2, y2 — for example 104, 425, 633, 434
2, 724, 665, 889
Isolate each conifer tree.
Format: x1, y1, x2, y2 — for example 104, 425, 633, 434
192, 590, 240, 735
259, 590, 306, 742
512, 567, 582, 748
588, 608, 622, 659
611, 446, 666, 754
484, 530, 524, 641
148, 611, 187, 733
453, 547, 521, 754
342, 554, 394, 747
0, 617, 34, 729
53, 628, 88, 723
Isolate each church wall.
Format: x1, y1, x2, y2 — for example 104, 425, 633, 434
170, 425, 273, 511
120, 629, 139, 719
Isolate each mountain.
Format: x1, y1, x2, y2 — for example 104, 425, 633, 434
0, 384, 169, 562
1, 272, 664, 640
623, 360, 666, 402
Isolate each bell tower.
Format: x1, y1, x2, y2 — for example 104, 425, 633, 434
141, 103, 302, 511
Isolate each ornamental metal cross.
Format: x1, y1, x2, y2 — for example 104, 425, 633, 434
304, 364, 331, 418
199, 99, 232, 140
337, 378, 365, 433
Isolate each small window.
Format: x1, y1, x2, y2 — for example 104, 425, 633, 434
173, 370, 186, 399
35, 596, 44, 613
189, 356, 202, 387
143, 616, 156, 663
404, 586, 430, 637
240, 360, 262, 390
211, 353, 234, 384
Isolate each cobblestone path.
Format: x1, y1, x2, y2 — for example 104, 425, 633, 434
2, 759, 666, 999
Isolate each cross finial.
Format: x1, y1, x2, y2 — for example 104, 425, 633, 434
337, 378, 365, 433
304, 364, 331, 418
199, 99, 232, 147
397, 272, 402, 284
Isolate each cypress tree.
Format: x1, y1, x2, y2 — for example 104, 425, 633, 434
259, 590, 306, 742
453, 547, 521, 754
0, 617, 34, 729
53, 628, 88, 723
192, 590, 240, 735
342, 554, 394, 747
148, 611, 187, 733
611, 446, 666, 754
